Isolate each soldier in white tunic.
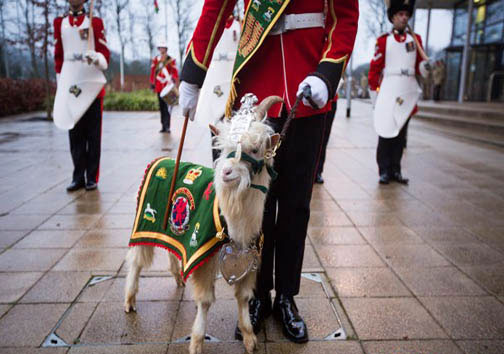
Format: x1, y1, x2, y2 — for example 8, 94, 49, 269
368, 0, 430, 185
53, 0, 110, 191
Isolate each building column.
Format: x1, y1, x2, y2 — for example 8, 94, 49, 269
458, 0, 474, 103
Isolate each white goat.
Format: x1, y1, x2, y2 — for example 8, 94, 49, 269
124, 95, 282, 354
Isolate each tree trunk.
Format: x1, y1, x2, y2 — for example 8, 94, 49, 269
43, 0, 52, 119
0, 0, 10, 78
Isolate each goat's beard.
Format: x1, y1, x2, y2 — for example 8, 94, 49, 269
214, 170, 251, 217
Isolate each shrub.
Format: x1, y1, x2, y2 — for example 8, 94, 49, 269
103, 89, 158, 111
0, 78, 55, 117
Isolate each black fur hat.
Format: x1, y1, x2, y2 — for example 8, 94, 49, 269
386, 0, 416, 22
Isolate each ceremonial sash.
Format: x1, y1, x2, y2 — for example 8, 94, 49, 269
225, 0, 290, 117
129, 157, 226, 281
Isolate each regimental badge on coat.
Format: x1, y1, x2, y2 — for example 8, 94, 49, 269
169, 187, 196, 235
405, 41, 416, 52
79, 28, 89, 40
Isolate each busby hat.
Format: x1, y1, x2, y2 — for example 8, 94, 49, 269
385, 0, 415, 22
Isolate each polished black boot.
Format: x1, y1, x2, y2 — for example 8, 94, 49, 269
235, 292, 272, 340
315, 173, 324, 184
66, 180, 85, 192
273, 294, 308, 343
392, 172, 409, 185
379, 173, 390, 185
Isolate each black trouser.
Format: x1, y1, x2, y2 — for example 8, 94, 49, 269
256, 112, 326, 297
433, 84, 442, 101
376, 118, 409, 176
317, 101, 337, 176
158, 94, 171, 130
69, 97, 102, 184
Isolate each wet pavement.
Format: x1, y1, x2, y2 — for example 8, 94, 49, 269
0, 100, 503, 353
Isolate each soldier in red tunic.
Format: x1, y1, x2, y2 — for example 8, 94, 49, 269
54, 0, 110, 191
150, 40, 179, 133
178, 0, 358, 343
368, 0, 429, 185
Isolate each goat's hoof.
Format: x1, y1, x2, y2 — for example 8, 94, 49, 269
124, 302, 136, 313
189, 338, 203, 354
243, 334, 257, 353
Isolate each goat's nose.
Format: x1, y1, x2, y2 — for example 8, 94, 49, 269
222, 167, 232, 176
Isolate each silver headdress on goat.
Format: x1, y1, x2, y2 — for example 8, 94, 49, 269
228, 93, 283, 144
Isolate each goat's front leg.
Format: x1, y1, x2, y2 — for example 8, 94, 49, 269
189, 257, 217, 354
235, 274, 257, 353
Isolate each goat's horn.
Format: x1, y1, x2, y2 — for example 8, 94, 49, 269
254, 96, 283, 122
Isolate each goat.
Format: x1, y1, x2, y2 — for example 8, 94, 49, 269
124, 95, 282, 354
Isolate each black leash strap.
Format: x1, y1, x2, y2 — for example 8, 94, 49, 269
280, 85, 314, 141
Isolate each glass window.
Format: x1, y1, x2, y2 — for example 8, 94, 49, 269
453, 6, 468, 45
486, 0, 504, 24
485, 22, 504, 42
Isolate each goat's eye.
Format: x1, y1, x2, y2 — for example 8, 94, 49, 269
251, 148, 259, 154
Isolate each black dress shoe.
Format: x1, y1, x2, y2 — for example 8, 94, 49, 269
273, 294, 308, 343
85, 181, 98, 191
235, 293, 272, 340
392, 172, 409, 185
66, 180, 85, 192
315, 174, 324, 184
379, 173, 390, 185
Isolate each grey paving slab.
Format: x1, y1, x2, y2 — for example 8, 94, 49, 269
80, 301, 178, 344
317, 245, 386, 267
104, 276, 184, 302
55, 302, 97, 345
0, 304, 10, 318
393, 266, 487, 296
75, 228, 130, 248
308, 226, 366, 245
419, 296, 504, 339
266, 341, 364, 354
0, 272, 43, 303
410, 226, 479, 244
168, 342, 266, 354
0, 230, 29, 248
0, 248, 67, 271
13, 230, 85, 249
69, 344, 168, 353
372, 243, 451, 268
358, 225, 424, 245
327, 267, 411, 297
0, 303, 68, 346
53, 248, 127, 272
341, 297, 447, 340
461, 264, 504, 295
362, 340, 462, 353
0, 214, 50, 231
431, 242, 504, 267
456, 340, 504, 354
0, 349, 68, 354
20, 271, 91, 303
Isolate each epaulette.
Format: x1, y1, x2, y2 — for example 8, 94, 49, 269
378, 32, 390, 38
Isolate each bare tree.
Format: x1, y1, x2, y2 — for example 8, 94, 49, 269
127, 6, 137, 59
365, 0, 390, 39
18, 0, 41, 77
168, 0, 195, 66
112, 0, 130, 90
0, 0, 9, 78
140, 0, 158, 59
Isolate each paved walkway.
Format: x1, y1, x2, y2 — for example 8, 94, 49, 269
0, 101, 503, 353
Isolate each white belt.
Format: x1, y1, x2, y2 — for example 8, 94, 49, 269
383, 68, 416, 77
269, 13, 325, 35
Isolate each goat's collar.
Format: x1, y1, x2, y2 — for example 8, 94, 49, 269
226, 151, 277, 194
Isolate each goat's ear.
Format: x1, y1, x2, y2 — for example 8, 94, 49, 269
269, 133, 280, 149
209, 124, 220, 136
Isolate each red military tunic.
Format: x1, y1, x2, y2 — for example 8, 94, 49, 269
368, 30, 424, 116
181, 0, 359, 118
54, 12, 110, 98
150, 56, 179, 94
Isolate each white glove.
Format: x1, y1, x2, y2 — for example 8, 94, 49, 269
296, 75, 329, 109
370, 90, 377, 108
178, 81, 200, 121
85, 50, 108, 71
419, 60, 432, 80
